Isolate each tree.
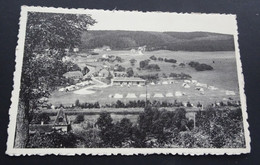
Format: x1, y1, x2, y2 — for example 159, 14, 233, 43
31, 113, 50, 124
179, 63, 185, 68
126, 67, 134, 77
129, 58, 137, 66
74, 114, 85, 124
82, 66, 90, 75
15, 12, 96, 148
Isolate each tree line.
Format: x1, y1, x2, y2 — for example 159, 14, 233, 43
27, 106, 245, 148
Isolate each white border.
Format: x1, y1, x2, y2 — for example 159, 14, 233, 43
6, 6, 250, 156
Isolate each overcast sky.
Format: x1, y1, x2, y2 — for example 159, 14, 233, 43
84, 9, 237, 35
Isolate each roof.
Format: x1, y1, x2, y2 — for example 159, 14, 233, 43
63, 71, 83, 77
54, 109, 69, 126
112, 77, 146, 82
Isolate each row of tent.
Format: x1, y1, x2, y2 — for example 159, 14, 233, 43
58, 81, 94, 92
108, 92, 185, 99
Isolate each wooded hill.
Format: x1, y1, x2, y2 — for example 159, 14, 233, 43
81, 30, 235, 51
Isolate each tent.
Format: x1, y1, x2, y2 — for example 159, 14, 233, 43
114, 93, 123, 98
139, 93, 151, 98
225, 90, 236, 95
175, 91, 183, 97
162, 81, 168, 85
153, 93, 164, 98
126, 93, 137, 98
166, 93, 174, 97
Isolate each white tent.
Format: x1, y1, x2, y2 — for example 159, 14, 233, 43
225, 90, 236, 95
175, 91, 183, 97
139, 93, 150, 98
108, 94, 113, 98
162, 81, 168, 85
114, 93, 123, 98
154, 93, 164, 98
208, 86, 218, 90
191, 80, 198, 84
184, 84, 190, 88
150, 82, 155, 85
184, 80, 191, 83
166, 92, 174, 97
126, 93, 137, 98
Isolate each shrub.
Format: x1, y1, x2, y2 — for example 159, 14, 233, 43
74, 114, 85, 124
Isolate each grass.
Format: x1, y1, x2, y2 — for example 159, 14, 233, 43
48, 50, 240, 107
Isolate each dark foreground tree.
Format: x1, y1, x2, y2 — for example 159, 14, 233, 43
15, 12, 96, 148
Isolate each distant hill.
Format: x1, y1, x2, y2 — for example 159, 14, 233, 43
80, 30, 235, 51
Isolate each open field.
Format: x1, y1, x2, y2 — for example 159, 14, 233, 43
48, 50, 240, 107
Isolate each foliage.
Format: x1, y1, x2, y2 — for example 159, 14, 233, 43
164, 58, 177, 63
30, 113, 50, 124
129, 58, 137, 66
126, 67, 134, 77
27, 131, 81, 148
169, 72, 192, 79
74, 114, 85, 124
149, 55, 157, 61
188, 61, 213, 71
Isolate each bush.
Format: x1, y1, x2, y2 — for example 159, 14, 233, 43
164, 58, 177, 63
74, 114, 85, 124
188, 61, 213, 71
149, 55, 157, 61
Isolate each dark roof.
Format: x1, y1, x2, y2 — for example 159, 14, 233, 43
54, 109, 69, 126
112, 77, 146, 82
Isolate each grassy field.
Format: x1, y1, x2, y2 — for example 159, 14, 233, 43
48, 50, 240, 107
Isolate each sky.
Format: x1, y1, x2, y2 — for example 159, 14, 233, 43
84, 9, 237, 35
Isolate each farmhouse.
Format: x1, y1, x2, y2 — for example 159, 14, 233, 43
53, 109, 71, 132
63, 71, 83, 80
111, 77, 146, 86
29, 109, 71, 134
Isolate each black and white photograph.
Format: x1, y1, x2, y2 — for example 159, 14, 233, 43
6, 6, 250, 155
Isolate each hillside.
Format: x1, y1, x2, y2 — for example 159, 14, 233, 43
80, 30, 235, 51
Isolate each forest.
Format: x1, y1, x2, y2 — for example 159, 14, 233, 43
81, 30, 235, 51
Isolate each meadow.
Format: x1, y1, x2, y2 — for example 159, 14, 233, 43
48, 50, 240, 107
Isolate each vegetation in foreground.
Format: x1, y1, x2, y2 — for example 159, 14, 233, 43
27, 106, 245, 148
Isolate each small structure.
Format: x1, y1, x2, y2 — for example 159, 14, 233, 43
63, 71, 83, 80
166, 92, 174, 97
184, 80, 191, 83
182, 83, 190, 88
191, 80, 198, 84
208, 86, 218, 90
225, 90, 236, 95
162, 81, 169, 85
73, 48, 79, 52
111, 77, 146, 86
175, 91, 183, 97
196, 83, 207, 88
139, 93, 151, 98
153, 93, 164, 98
126, 93, 137, 98
114, 93, 123, 99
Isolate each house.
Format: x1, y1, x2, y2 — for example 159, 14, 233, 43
113, 71, 127, 77
29, 109, 71, 134
63, 71, 83, 80
73, 48, 79, 52
53, 108, 71, 132
98, 68, 110, 77
111, 77, 146, 86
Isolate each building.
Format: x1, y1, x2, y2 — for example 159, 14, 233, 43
111, 77, 146, 86
29, 109, 71, 134
113, 71, 127, 77
63, 71, 83, 80
53, 109, 71, 132
98, 68, 110, 77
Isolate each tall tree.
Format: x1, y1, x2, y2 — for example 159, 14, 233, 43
15, 12, 96, 148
